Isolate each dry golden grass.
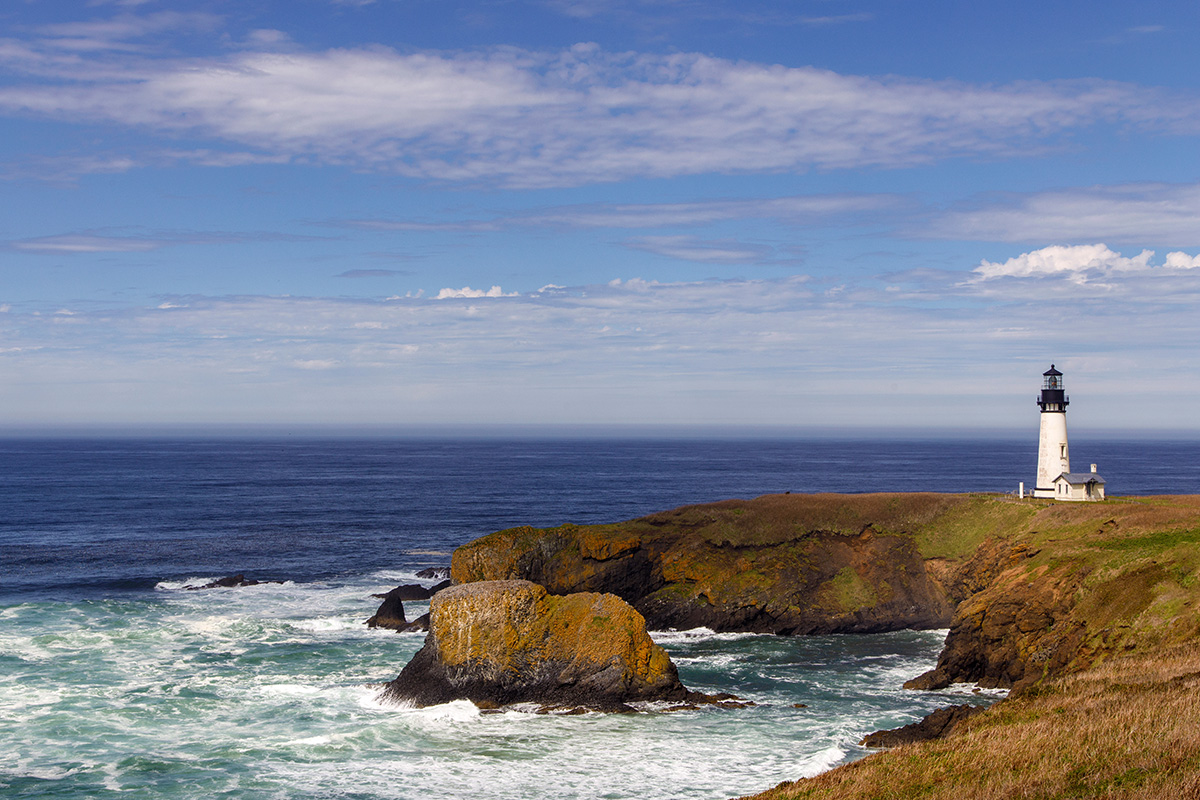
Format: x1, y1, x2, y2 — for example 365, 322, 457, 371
741, 641, 1200, 800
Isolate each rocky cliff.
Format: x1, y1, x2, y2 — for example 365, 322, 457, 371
908, 495, 1200, 692
452, 492, 993, 635
379, 580, 688, 710
452, 493, 1200, 695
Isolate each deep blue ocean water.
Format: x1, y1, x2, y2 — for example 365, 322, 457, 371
2, 436, 1198, 799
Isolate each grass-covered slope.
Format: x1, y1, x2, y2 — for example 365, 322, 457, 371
737, 494, 1200, 800
743, 641, 1200, 800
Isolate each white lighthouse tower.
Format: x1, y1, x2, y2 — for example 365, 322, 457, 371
1034, 365, 1070, 498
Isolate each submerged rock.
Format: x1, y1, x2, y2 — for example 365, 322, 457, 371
416, 567, 451, 580
379, 580, 687, 710
185, 574, 283, 590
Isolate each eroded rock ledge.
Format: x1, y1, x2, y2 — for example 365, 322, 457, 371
451, 493, 966, 636
379, 580, 689, 711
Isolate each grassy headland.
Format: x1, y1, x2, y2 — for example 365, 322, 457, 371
743, 640, 1200, 800
450, 492, 1200, 798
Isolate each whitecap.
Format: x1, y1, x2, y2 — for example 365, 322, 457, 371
794, 744, 848, 778
411, 699, 481, 722
154, 577, 214, 591
290, 617, 364, 633
256, 683, 323, 698
942, 681, 1009, 698
650, 627, 763, 644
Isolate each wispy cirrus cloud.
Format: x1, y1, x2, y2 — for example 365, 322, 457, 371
541, 0, 872, 27
924, 182, 1200, 247
1, 37, 1193, 187
336, 269, 410, 278
623, 235, 776, 264
7, 229, 328, 254
10, 234, 164, 253
336, 193, 910, 232
28, 11, 223, 53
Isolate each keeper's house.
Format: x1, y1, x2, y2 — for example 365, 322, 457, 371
1052, 465, 1107, 502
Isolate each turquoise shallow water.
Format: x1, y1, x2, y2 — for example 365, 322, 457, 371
0, 570, 986, 800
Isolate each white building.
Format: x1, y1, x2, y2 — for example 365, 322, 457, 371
1033, 365, 1106, 501
1053, 466, 1107, 501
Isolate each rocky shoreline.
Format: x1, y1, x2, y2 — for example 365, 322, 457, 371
376, 491, 1200, 797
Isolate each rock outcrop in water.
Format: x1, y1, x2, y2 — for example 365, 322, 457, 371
184, 574, 283, 590
379, 580, 688, 710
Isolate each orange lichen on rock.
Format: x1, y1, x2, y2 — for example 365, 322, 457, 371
379, 580, 685, 710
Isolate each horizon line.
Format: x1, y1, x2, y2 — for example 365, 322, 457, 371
1, 422, 1197, 441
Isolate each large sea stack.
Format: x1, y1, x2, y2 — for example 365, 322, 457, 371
379, 580, 687, 710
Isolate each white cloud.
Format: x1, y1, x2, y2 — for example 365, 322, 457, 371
1164, 252, 1200, 268
1, 41, 1190, 187
925, 182, 1200, 246
970, 243, 1200, 283
797, 13, 874, 26
11, 234, 162, 253
435, 285, 518, 299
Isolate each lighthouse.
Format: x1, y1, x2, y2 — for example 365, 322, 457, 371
1034, 365, 1069, 498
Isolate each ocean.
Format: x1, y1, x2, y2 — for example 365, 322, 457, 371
3, 436, 1198, 799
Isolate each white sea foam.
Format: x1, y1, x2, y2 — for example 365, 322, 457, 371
650, 626, 763, 644
0, 576, 958, 800
794, 745, 850, 778
943, 681, 1010, 698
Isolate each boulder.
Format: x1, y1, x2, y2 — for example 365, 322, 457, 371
417, 567, 451, 579
366, 591, 409, 630
372, 583, 433, 601
379, 580, 687, 710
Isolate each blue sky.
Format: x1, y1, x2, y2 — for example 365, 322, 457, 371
2, 0, 1199, 432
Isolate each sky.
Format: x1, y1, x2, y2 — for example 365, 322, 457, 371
2, 0, 1199, 433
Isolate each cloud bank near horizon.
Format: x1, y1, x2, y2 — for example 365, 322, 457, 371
4, 244, 1198, 428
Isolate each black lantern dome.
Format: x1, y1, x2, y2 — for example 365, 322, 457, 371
1038, 364, 1069, 412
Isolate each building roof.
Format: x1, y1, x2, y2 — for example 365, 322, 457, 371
1056, 472, 1106, 485
1044, 364, 1062, 376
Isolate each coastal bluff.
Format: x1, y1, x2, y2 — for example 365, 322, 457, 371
452, 492, 1200, 695
452, 492, 975, 636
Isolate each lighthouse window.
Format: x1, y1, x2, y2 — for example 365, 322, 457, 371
1061, 444, 1067, 459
